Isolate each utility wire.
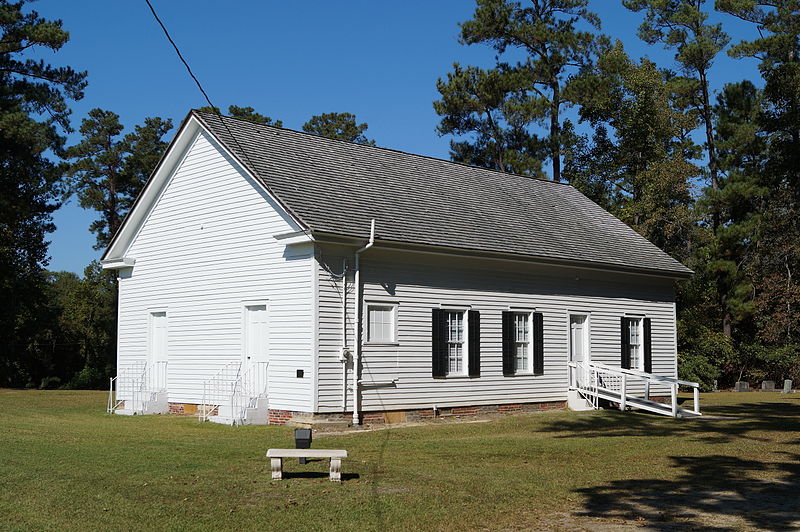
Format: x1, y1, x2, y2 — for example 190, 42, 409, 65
143, 0, 259, 173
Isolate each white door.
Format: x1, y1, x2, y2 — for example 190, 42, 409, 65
149, 312, 168, 389
569, 314, 588, 364
244, 305, 268, 396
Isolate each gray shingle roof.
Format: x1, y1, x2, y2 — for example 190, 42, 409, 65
193, 110, 691, 277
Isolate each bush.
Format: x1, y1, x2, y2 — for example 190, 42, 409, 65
67, 367, 106, 390
38, 376, 62, 390
678, 351, 720, 391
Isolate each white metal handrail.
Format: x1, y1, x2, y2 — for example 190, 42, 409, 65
569, 360, 701, 418
200, 361, 269, 424
200, 362, 241, 422
108, 361, 168, 414
230, 361, 269, 424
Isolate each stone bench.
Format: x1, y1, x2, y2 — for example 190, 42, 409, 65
266, 448, 348, 482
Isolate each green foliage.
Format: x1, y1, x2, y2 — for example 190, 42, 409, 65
434, 63, 545, 175
302, 112, 375, 145
0, 0, 87, 387
736, 343, 800, 382
565, 44, 699, 260
716, 1, 800, 346
198, 105, 282, 127
37, 262, 117, 389
435, 0, 608, 181
678, 352, 720, 391
625, 0, 728, 199
65, 109, 172, 249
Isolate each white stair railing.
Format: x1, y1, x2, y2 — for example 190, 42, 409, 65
569, 360, 701, 418
200, 362, 241, 422
108, 361, 168, 414
108, 361, 147, 413
230, 361, 269, 424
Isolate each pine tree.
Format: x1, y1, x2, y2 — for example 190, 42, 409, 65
302, 112, 375, 145
435, 0, 607, 180
198, 105, 282, 127
0, 0, 87, 386
624, 0, 729, 199
719, 0, 800, 345
565, 44, 699, 259
434, 64, 545, 176
65, 109, 172, 249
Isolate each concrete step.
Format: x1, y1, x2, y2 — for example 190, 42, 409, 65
207, 415, 237, 425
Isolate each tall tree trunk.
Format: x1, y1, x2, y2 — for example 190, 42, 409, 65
700, 70, 720, 226
550, 81, 561, 182
701, 69, 731, 337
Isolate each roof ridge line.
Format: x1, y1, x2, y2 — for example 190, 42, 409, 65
190, 109, 572, 187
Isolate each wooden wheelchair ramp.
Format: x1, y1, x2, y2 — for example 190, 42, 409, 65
568, 361, 701, 418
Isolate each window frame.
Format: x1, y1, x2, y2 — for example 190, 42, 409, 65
365, 302, 399, 346
627, 316, 644, 371
443, 308, 469, 377
511, 311, 534, 375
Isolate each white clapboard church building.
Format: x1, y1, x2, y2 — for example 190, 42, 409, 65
103, 110, 701, 426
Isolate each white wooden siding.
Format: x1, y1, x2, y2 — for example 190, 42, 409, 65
316, 246, 678, 413
117, 130, 314, 410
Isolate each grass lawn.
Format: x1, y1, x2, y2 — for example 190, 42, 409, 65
1, 391, 798, 531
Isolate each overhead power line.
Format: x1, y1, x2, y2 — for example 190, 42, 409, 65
143, 0, 259, 172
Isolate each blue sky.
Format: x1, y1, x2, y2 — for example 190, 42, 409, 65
33, 1, 762, 273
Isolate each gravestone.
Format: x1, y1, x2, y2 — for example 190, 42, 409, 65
734, 381, 750, 392
782, 379, 794, 394
761, 380, 775, 392
712, 380, 719, 392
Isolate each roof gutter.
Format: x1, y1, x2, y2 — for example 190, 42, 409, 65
351, 219, 375, 427
309, 231, 693, 279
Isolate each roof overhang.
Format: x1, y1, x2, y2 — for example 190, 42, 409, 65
273, 230, 315, 245
100, 257, 135, 270
310, 232, 693, 280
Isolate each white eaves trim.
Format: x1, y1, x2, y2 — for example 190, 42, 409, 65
102, 112, 306, 263
273, 230, 314, 245
100, 257, 135, 270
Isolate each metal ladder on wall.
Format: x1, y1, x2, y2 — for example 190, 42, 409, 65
568, 361, 701, 418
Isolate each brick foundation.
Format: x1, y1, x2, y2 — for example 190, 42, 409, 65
268, 400, 568, 427
168, 402, 211, 416
165, 400, 569, 426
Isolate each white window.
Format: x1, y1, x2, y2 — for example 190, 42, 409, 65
367, 304, 396, 343
513, 312, 532, 373
628, 317, 643, 370
445, 310, 468, 376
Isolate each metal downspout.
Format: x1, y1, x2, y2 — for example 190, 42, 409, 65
352, 219, 375, 426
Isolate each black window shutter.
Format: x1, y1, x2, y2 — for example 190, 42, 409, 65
620, 317, 631, 369
468, 310, 480, 377
431, 309, 446, 378
643, 317, 652, 373
502, 311, 514, 375
533, 312, 544, 375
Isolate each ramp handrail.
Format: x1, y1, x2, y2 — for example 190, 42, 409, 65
568, 360, 700, 417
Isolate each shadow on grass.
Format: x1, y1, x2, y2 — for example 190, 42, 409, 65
575, 453, 800, 531
541, 400, 800, 444
282, 471, 360, 481
538, 399, 800, 530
